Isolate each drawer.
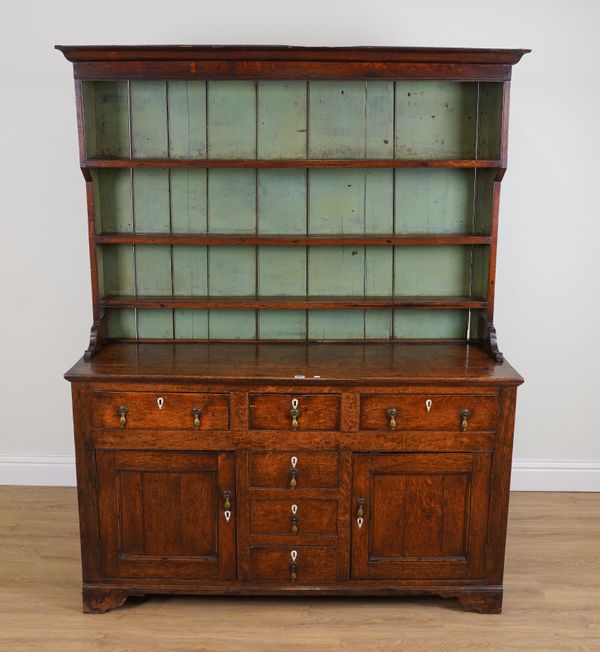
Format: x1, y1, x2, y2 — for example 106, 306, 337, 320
249, 498, 338, 536
92, 391, 230, 430
360, 393, 497, 431
249, 451, 338, 489
249, 393, 340, 431
249, 546, 337, 582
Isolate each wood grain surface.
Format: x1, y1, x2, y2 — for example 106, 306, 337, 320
0, 487, 597, 651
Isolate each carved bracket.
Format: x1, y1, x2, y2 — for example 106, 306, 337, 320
84, 313, 108, 360
475, 314, 504, 363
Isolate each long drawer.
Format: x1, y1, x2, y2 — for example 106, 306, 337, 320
92, 391, 230, 430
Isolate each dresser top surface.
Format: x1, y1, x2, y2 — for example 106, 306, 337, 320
65, 342, 522, 385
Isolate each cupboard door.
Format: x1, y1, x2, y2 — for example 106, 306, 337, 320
351, 453, 491, 580
96, 450, 236, 580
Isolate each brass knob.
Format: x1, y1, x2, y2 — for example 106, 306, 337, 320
387, 408, 397, 430
192, 407, 201, 430
118, 405, 128, 428
460, 408, 471, 432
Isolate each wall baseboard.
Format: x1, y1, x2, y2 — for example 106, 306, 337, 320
1, 455, 599, 491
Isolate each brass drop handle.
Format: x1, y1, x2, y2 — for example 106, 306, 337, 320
289, 549, 298, 581
356, 498, 365, 529
118, 405, 128, 428
192, 407, 201, 430
290, 398, 300, 430
223, 490, 232, 523
387, 408, 397, 430
290, 504, 299, 533
289, 456, 298, 488
460, 408, 471, 432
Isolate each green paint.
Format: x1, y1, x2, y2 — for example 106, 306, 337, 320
173, 246, 208, 295
474, 169, 495, 235
208, 170, 256, 233
365, 246, 393, 295
309, 169, 365, 234
395, 82, 478, 159
209, 309, 256, 339
258, 246, 306, 295
171, 169, 208, 233
130, 81, 168, 158
88, 81, 130, 158
258, 169, 306, 234
102, 245, 134, 296
259, 310, 306, 339
395, 169, 474, 234
137, 309, 174, 338
133, 170, 170, 233
207, 81, 256, 158
168, 81, 207, 159
135, 245, 172, 295
477, 83, 503, 160
393, 309, 468, 339
471, 245, 489, 299
308, 310, 365, 339
365, 170, 394, 233
364, 310, 392, 338
209, 246, 255, 296
309, 81, 366, 158
394, 246, 470, 296
174, 309, 209, 339
106, 309, 136, 338
366, 81, 394, 159
308, 246, 365, 296
258, 81, 307, 159
95, 170, 133, 233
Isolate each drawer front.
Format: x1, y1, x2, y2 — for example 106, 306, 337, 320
249, 498, 338, 536
249, 546, 337, 582
249, 393, 340, 431
92, 392, 230, 430
360, 394, 497, 431
249, 451, 338, 489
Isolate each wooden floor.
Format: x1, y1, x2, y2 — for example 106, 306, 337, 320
0, 488, 598, 652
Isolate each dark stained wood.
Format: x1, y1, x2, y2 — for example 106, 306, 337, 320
249, 498, 338, 536
99, 295, 488, 310
249, 451, 339, 490
85, 158, 502, 169
249, 546, 338, 583
249, 393, 341, 431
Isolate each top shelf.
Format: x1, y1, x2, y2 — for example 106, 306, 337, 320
85, 158, 502, 170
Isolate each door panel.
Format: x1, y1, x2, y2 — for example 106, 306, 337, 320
96, 450, 236, 580
351, 453, 491, 580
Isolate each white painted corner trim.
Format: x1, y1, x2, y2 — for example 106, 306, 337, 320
0, 455, 599, 491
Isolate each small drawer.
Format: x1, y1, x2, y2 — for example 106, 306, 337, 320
250, 498, 338, 536
249, 451, 338, 489
249, 393, 340, 431
92, 391, 230, 430
360, 393, 497, 432
249, 546, 337, 582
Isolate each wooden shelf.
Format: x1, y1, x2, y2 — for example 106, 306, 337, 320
85, 158, 501, 170
99, 295, 488, 310
95, 234, 492, 246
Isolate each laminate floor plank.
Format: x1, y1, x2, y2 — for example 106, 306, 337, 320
0, 487, 598, 652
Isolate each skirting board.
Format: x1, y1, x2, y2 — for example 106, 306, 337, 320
0, 455, 599, 491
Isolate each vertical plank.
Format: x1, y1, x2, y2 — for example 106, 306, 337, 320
130, 81, 168, 158
370, 474, 407, 557
395, 81, 478, 159
309, 81, 366, 158
394, 245, 470, 296
308, 310, 364, 339
441, 474, 468, 556
180, 472, 216, 556
208, 170, 256, 233
173, 246, 208, 295
133, 170, 170, 233
395, 169, 474, 234
477, 82, 503, 160
473, 168, 494, 234
258, 81, 307, 159
207, 81, 256, 158
471, 245, 490, 299
258, 310, 306, 339
171, 169, 207, 233
91, 81, 130, 157
137, 309, 174, 338
174, 309, 209, 339
102, 245, 134, 296
95, 170, 132, 233
365, 169, 394, 233
309, 246, 365, 295
258, 246, 306, 295
81, 82, 97, 158
106, 308, 136, 338
258, 169, 307, 234
142, 472, 180, 556
366, 81, 394, 159
309, 170, 365, 234
365, 246, 393, 296
168, 80, 207, 158
135, 245, 172, 295
364, 310, 392, 339
218, 452, 237, 580
393, 309, 469, 339
209, 310, 256, 339
209, 246, 255, 296
118, 471, 144, 555
403, 475, 444, 557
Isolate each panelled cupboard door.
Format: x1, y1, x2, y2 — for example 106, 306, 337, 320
96, 450, 236, 580
351, 453, 491, 580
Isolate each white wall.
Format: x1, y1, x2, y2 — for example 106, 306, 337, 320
1, 0, 599, 489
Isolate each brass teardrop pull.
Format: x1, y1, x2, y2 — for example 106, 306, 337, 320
118, 405, 128, 428
460, 408, 471, 432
